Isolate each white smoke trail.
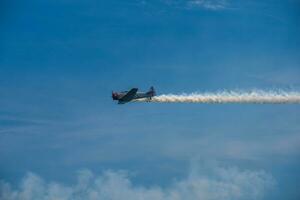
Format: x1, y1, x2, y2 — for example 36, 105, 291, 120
137, 90, 300, 104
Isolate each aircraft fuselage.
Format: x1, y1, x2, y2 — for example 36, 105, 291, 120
112, 87, 156, 104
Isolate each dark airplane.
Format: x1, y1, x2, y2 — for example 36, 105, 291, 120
112, 87, 156, 104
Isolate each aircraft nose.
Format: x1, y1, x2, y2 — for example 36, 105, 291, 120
112, 92, 117, 100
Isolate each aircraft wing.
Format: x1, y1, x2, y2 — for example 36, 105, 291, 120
119, 88, 138, 102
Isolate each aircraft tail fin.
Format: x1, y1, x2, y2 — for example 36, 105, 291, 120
148, 86, 156, 97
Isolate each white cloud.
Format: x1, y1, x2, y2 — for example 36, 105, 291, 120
0, 165, 275, 200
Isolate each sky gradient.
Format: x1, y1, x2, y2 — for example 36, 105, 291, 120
1, 0, 300, 199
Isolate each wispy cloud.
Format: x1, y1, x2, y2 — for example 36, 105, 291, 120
139, 0, 230, 11
0, 165, 275, 200
187, 0, 228, 10
160, 133, 300, 162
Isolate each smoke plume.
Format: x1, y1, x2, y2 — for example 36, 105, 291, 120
138, 90, 300, 104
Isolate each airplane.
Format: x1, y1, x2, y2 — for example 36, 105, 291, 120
112, 86, 156, 104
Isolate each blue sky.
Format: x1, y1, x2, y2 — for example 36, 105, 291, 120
1, 0, 300, 199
